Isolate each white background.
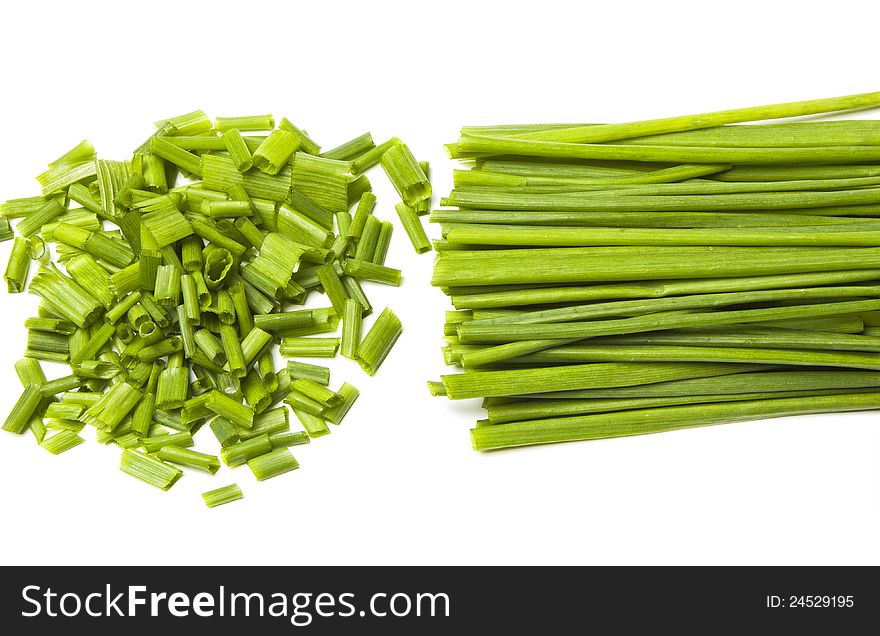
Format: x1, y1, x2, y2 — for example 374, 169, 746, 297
1, 0, 879, 565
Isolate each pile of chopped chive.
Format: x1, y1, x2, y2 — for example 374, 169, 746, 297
1, 110, 431, 505
430, 90, 880, 451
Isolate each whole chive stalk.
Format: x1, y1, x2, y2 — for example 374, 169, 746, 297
120, 449, 183, 490
202, 484, 244, 508
354, 308, 401, 376
472, 392, 880, 451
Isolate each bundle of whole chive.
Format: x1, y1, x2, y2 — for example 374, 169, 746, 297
431, 91, 880, 451
1, 110, 430, 505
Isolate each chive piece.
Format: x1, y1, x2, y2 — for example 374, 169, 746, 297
3, 385, 43, 434
16, 199, 65, 237
154, 264, 182, 306
353, 215, 380, 262
316, 262, 348, 316
347, 192, 376, 242
120, 449, 183, 490
242, 370, 272, 413
279, 337, 340, 358
149, 137, 202, 176
219, 324, 246, 378
210, 417, 240, 447
181, 275, 201, 325
269, 431, 311, 448
321, 132, 375, 161
342, 276, 372, 317
202, 484, 244, 508
248, 447, 299, 480
253, 310, 314, 332
240, 327, 273, 367
279, 117, 321, 155
156, 366, 189, 410
252, 129, 300, 175
221, 434, 272, 467
395, 203, 432, 254
140, 431, 193, 453
341, 298, 362, 359
221, 129, 254, 172
239, 406, 290, 440
352, 137, 401, 174
29, 265, 103, 328
286, 360, 331, 385
157, 446, 220, 474
82, 381, 142, 430
323, 383, 359, 425
290, 154, 351, 214
343, 258, 402, 286
215, 114, 274, 131
380, 143, 432, 206
5, 237, 32, 293
354, 308, 401, 376
205, 390, 254, 429
292, 407, 330, 438
40, 430, 85, 455
16, 358, 47, 386
290, 378, 342, 407
373, 220, 394, 265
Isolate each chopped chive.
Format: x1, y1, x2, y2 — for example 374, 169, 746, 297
290, 153, 351, 214
140, 430, 194, 453
316, 262, 348, 316
5, 237, 32, 293
284, 390, 327, 417
351, 137, 401, 175
269, 431, 311, 448
154, 264, 182, 306
210, 417, 240, 448
286, 360, 331, 385
342, 275, 372, 317
380, 142, 432, 206
240, 327, 273, 367
221, 433, 272, 467
221, 129, 254, 172
290, 378, 342, 408
353, 215, 381, 262
40, 430, 85, 455
156, 366, 189, 410
3, 385, 44, 434
373, 220, 394, 265
219, 324, 246, 378
347, 192, 376, 242
341, 298, 362, 359
321, 132, 375, 161
215, 115, 274, 131
323, 382, 359, 425
395, 203, 432, 254
343, 258, 402, 286
252, 129, 300, 175
279, 337, 340, 358
248, 447, 299, 480
120, 449, 183, 490
205, 390, 254, 429
239, 406, 290, 440
354, 308, 401, 375
157, 446, 220, 474
279, 117, 321, 155
16, 358, 47, 386
242, 370, 272, 413
292, 407, 330, 438
202, 483, 244, 508
16, 198, 65, 237
149, 136, 203, 177
29, 265, 103, 328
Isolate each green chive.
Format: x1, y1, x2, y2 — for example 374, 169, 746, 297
120, 449, 183, 490
202, 484, 244, 508
354, 308, 401, 375
248, 447, 299, 480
